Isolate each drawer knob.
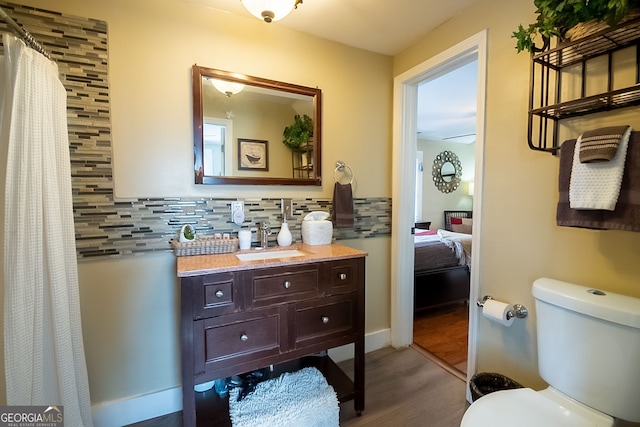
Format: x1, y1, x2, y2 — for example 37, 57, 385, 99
240, 334, 249, 342
284, 280, 291, 289
339, 273, 347, 280
215, 290, 224, 298
322, 316, 329, 324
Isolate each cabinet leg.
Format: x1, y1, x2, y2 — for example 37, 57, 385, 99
182, 393, 196, 427
354, 339, 365, 416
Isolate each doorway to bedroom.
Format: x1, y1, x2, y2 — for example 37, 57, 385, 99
411, 59, 477, 378
391, 31, 487, 402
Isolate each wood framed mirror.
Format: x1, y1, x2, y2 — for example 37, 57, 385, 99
192, 65, 322, 185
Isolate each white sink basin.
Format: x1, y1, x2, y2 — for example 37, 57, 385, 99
236, 249, 304, 262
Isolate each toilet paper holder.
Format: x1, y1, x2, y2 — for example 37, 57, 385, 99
476, 295, 528, 320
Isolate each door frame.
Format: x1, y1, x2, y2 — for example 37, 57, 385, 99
390, 30, 487, 402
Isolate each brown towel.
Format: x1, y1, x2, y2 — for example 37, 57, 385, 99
579, 125, 630, 163
332, 182, 354, 228
557, 131, 640, 232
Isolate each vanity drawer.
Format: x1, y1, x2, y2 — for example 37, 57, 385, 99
252, 264, 319, 306
294, 296, 356, 346
328, 259, 359, 294
194, 307, 282, 377
190, 272, 241, 319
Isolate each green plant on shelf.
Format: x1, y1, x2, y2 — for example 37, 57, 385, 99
512, 0, 638, 53
283, 114, 313, 150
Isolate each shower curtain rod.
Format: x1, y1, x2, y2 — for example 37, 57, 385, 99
0, 5, 51, 60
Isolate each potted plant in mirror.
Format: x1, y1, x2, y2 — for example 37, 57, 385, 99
282, 114, 313, 150
512, 0, 639, 53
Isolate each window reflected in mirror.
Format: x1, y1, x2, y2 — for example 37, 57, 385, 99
203, 120, 232, 176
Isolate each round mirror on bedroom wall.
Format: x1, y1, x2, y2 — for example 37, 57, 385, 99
432, 150, 462, 193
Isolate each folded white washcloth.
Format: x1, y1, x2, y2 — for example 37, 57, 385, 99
569, 126, 632, 210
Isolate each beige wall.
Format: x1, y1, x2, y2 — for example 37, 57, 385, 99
395, 0, 640, 387
2, 0, 392, 407
105, 0, 393, 200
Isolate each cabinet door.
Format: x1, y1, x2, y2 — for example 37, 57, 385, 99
193, 306, 283, 380
293, 294, 357, 349
251, 264, 320, 307
190, 272, 243, 319
326, 259, 359, 295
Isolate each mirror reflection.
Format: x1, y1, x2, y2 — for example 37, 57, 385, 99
192, 65, 322, 185
440, 162, 455, 182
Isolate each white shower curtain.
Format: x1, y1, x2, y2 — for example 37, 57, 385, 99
1, 34, 93, 426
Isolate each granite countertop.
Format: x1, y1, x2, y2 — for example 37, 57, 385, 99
176, 242, 367, 277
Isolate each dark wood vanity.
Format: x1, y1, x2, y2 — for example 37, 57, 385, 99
177, 243, 366, 426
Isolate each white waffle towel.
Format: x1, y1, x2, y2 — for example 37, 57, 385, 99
569, 126, 632, 210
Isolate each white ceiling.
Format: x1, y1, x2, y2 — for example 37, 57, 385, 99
186, 0, 478, 56
417, 59, 478, 143
188, 0, 479, 143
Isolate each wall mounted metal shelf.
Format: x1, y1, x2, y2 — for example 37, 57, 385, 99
528, 16, 640, 153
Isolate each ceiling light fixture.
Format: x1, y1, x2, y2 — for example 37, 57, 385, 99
211, 79, 245, 97
241, 0, 303, 23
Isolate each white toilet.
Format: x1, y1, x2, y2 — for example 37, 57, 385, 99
461, 278, 640, 427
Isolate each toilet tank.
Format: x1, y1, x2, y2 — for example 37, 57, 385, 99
532, 278, 640, 423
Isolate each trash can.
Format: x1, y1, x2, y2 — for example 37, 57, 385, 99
469, 372, 523, 402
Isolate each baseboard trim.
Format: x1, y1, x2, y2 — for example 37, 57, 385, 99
328, 328, 390, 362
92, 386, 182, 427
91, 328, 390, 426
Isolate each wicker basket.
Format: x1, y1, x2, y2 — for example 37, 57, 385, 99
563, 11, 640, 42
171, 236, 238, 256
563, 19, 610, 42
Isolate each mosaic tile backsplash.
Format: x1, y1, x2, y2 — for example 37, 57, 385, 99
0, 2, 391, 260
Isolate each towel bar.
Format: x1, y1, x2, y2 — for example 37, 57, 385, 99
334, 160, 354, 184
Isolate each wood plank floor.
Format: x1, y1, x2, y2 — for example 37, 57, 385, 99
413, 303, 469, 376
339, 346, 468, 427
126, 346, 468, 427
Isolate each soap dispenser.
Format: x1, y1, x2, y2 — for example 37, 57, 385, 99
277, 217, 293, 247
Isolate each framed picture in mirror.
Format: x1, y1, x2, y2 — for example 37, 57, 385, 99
238, 138, 268, 171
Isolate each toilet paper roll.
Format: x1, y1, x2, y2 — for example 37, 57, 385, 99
482, 299, 514, 327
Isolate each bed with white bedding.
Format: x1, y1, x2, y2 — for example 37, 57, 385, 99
413, 211, 472, 313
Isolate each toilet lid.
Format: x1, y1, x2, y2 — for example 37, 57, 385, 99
461, 388, 612, 427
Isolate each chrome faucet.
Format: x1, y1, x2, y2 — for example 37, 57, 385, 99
257, 221, 271, 249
